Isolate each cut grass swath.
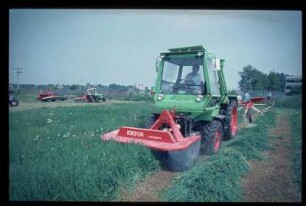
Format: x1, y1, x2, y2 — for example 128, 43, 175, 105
163, 109, 277, 202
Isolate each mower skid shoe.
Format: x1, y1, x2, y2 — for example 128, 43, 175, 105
165, 140, 200, 172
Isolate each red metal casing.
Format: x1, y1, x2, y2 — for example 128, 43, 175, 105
37, 91, 54, 100
238, 97, 265, 107
101, 110, 201, 152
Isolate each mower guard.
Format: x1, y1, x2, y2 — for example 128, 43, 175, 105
101, 110, 201, 171
101, 110, 201, 152
102, 126, 200, 152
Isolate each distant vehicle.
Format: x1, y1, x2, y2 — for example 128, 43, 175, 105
74, 88, 106, 103
37, 90, 68, 102
9, 95, 19, 107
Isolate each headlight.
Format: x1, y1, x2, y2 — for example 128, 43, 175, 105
197, 51, 204, 56
196, 95, 203, 102
157, 94, 165, 101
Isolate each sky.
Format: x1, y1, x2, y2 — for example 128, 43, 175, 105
9, 9, 302, 90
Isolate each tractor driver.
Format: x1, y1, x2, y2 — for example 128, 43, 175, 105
184, 65, 203, 94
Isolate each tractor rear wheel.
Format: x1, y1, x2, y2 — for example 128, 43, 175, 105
202, 120, 223, 155
223, 100, 238, 140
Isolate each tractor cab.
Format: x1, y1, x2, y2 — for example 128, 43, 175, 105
153, 46, 228, 120
87, 88, 97, 95
160, 55, 205, 95
87, 87, 106, 102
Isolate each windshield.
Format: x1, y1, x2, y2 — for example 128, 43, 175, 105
160, 56, 205, 95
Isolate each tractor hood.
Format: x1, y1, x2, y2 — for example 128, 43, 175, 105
153, 93, 210, 115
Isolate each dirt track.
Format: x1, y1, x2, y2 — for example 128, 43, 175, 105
241, 112, 301, 202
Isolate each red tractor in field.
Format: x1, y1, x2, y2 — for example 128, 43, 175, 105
37, 90, 68, 102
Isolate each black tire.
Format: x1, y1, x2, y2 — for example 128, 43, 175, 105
202, 120, 223, 155
223, 100, 238, 141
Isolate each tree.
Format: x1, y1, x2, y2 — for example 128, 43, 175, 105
238, 66, 288, 92
267, 71, 281, 91
70, 84, 79, 90
251, 69, 268, 90
238, 65, 253, 92
276, 73, 286, 92
238, 65, 267, 92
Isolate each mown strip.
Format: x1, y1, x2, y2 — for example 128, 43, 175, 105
163, 109, 277, 202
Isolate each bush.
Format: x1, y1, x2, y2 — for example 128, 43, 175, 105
274, 95, 301, 108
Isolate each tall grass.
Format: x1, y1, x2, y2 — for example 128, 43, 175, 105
163, 109, 277, 202
288, 110, 302, 192
9, 102, 160, 201
274, 95, 301, 108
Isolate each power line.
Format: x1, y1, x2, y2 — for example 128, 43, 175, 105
13, 68, 23, 90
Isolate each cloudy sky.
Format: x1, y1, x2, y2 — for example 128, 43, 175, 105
9, 9, 302, 90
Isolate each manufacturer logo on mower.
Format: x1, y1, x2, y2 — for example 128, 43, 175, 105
127, 130, 144, 137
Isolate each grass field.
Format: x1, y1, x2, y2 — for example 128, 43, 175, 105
9, 98, 302, 201
9, 102, 160, 201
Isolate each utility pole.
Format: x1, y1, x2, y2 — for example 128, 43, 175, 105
13, 68, 23, 91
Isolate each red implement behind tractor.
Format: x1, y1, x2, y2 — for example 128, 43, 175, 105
238, 95, 274, 123
37, 90, 67, 102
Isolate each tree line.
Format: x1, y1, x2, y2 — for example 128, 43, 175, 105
238, 65, 287, 92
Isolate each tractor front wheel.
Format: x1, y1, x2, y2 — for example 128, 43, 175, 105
202, 120, 223, 155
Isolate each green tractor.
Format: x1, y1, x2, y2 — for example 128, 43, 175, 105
102, 46, 238, 171
74, 88, 106, 102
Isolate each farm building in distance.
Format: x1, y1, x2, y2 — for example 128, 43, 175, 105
284, 75, 302, 95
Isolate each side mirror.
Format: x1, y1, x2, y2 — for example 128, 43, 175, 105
214, 58, 221, 71
156, 56, 161, 73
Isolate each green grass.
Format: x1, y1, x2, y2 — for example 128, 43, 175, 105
274, 95, 301, 108
287, 110, 302, 192
9, 102, 160, 201
13, 93, 38, 103
163, 109, 277, 202
10, 99, 301, 201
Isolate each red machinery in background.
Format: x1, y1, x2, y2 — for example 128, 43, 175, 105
37, 90, 67, 102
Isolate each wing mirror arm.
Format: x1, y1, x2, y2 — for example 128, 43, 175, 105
155, 56, 161, 73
